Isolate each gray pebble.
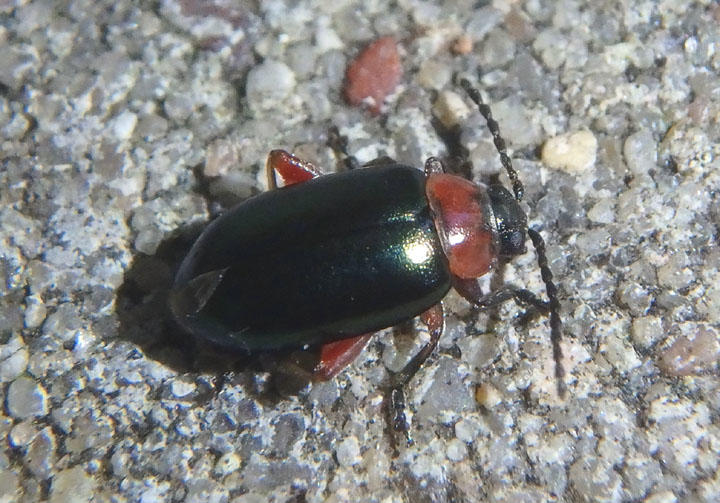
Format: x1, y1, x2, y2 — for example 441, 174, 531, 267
6, 376, 48, 419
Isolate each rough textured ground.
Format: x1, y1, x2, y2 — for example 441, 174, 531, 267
1, 1, 719, 502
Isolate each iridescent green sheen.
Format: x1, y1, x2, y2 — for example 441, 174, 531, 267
171, 165, 451, 351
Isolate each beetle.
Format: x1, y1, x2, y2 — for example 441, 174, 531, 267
170, 79, 564, 440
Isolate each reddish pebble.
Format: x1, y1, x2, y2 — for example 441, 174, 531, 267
344, 37, 402, 115
659, 326, 720, 376
451, 35, 473, 55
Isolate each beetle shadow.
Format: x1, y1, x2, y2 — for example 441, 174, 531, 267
114, 221, 312, 405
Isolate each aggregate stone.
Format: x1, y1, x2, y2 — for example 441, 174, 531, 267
336, 436, 361, 467
478, 29, 516, 68
23, 294, 47, 329
417, 59, 453, 90
25, 427, 56, 480
0, 470, 21, 503
432, 90, 471, 128
5, 376, 48, 419
624, 128, 658, 175
446, 438, 468, 462
214, 452, 242, 477
658, 324, 720, 377
245, 60, 297, 111
8, 421, 37, 449
0, 335, 28, 383
542, 130, 598, 173
49, 466, 96, 503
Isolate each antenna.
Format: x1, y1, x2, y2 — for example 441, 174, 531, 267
461, 77, 566, 396
528, 228, 566, 396
459, 78, 524, 202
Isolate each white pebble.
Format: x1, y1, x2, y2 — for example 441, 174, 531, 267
645, 490, 677, 503
111, 111, 137, 141
446, 438, 468, 462
170, 379, 196, 398
204, 138, 239, 178
8, 421, 38, 448
0, 345, 28, 382
587, 199, 616, 224
336, 436, 361, 466
214, 452, 242, 477
631, 316, 663, 350
246, 60, 296, 108
541, 130, 598, 173
24, 294, 47, 328
6, 376, 48, 419
315, 24, 343, 53
50, 466, 96, 503
454, 418, 481, 443
623, 129, 656, 176
417, 59, 452, 90
432, 90, 470, 128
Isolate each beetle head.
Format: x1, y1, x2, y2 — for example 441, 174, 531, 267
487, 184, 527, 257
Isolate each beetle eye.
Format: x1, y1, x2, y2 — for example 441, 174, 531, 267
499, 229, 527, 257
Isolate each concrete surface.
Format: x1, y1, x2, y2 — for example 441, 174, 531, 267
1, 0, 719, 502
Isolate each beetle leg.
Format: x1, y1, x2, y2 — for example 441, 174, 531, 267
327, 126, 361, 170
362, 156, 397, 168
313, 334, 374, 381
388, 303, 444, 444
266, 150, 323, 189
453, 275, 551, 313
452, 276, 485, 304
453, 269, 566, 397
424, 156, 446, 176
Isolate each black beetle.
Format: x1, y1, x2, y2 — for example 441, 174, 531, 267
170, 79, 564, 440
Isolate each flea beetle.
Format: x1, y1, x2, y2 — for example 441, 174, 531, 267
170, 79, 564, 440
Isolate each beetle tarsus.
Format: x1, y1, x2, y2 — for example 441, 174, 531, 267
385, 304, 444, 447
389, 386, 413, 446
470, 283, 566, 396
327, 126, 361, 170
455, 262, 566, 396
471, 286, 551, 313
